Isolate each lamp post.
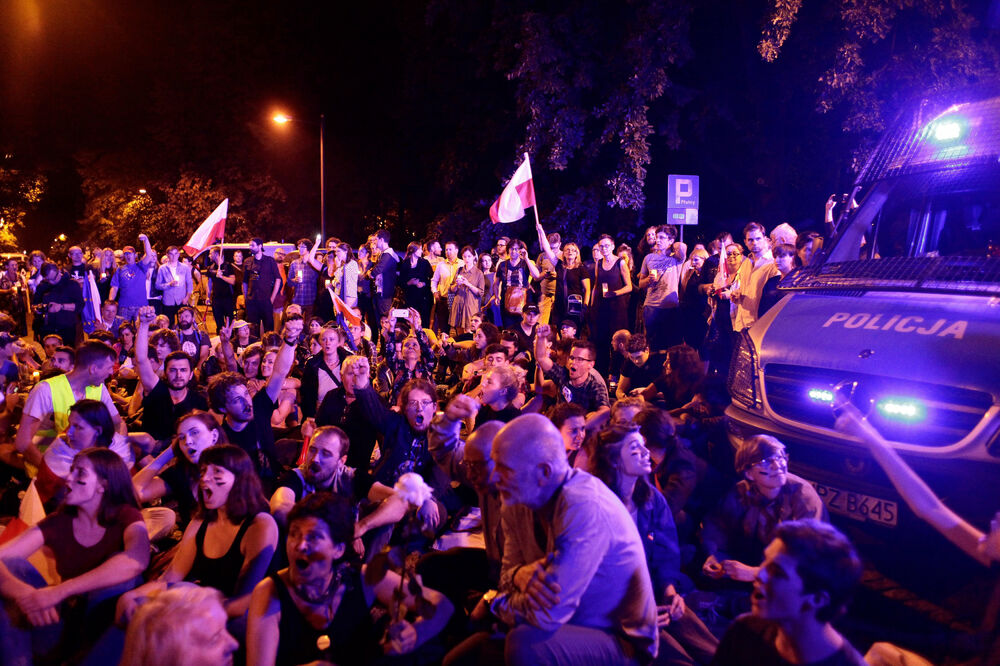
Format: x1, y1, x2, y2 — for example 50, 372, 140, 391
273, 112, 326, 242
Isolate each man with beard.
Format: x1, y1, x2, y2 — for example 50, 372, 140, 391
136, 306, 208, 445
268, 425, 409, 542
243, 238, 282, 334
473, 414, 658, 665
208, 317, 303, 492
173, 305, 210, 366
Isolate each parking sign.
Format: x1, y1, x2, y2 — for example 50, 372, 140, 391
667, 174, 699, 225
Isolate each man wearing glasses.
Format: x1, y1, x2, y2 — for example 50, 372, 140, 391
700, 434, 825, 584
534, 326, 610, 418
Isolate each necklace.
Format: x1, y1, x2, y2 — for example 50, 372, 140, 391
291, 565, 343, 605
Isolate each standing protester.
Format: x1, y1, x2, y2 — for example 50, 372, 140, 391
0, 258, 28, 336
370, 229, 399, 339
731, 222, 779, 333
288, 237, 323, 323
205, 245, 237, 331
591, 234, 632, 376
155, 245, 194, 324
449, 246, 484, 335
35, 262, 84, 347
533, 225, 561, 325
430, 241, 462, 334
399, 242, 434, 328
495, 239, 540, 329
638, 225, 684, 353
108, 235, 157, 322
243, 238, 282, 335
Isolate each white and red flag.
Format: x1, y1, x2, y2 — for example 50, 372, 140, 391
489, 153, 536, 224
183, 198, 228, 256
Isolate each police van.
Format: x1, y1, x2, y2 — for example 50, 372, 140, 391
725, 88, 1000, 549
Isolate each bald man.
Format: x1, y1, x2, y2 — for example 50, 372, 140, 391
486, 414, 659, 665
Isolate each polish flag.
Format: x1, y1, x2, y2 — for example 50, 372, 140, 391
183, 198, 228, 256
489, 154, 536, 224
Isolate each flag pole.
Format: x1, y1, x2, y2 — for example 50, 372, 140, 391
524, 152, 542, 225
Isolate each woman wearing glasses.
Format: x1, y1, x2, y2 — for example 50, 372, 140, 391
700, 434, 825, 584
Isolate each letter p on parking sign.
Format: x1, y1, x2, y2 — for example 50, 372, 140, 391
668, 174, 699, 225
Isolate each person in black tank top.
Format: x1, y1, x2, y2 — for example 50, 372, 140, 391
118, 445, 278, 634
246, 493, 454, 666
591, 235, 633, 376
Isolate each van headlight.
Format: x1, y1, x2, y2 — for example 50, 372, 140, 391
728, 330, 761, 409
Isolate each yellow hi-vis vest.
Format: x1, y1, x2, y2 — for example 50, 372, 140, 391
36, 374, 104, 438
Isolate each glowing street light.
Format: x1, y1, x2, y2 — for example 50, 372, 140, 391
138, 188, 147, 194
272, 111, 326, 242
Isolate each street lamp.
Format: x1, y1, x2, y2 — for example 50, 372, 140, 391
272, 112, 326, 242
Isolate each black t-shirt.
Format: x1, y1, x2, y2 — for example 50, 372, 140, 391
208, 261, 236, 302
243, 254, 280, 303
175, 326, 209, 360
475, 404, 522, 429
141, 379, 209, 442
712, 614, 867, 666
159, 461, 199, 527
222, 390, 283, 490
315, 389, 378, 473
275, 466, 374, 505
621, 352, 667, 391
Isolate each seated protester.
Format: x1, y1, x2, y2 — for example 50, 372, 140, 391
15, 340, 132, 471
474, 364, 524, 427
40, 333, 63, 361
117, 445, 277, 631
135, 306, 208, 446
257, 347, 302, 429
589, 425, 718, 666
240, 343, 265, 386
534, 326, 610, 418
610, 395, 647, 426
95, 300, 126, 339
127, 326, 182, 418
121, 583, 238, 666
345, 320, 378, 378
617, 333, 667, 401
549, 402, 587, 467
701, 435, 825, 584
711, 519, 866, 666
498, 329, 523, 364
642, 343, 707, 411
460, 342, 508, 387
299, 325, 345, 422
132, 410, 227, 527
558, 318, 578, 341
0, 448, 150, 664
247, 493, 454, 666
382, 307, 437, 405
351, 374, 459, 525
208, 317, 304, 492
461, 415, 658, 665
231, 319, 258, 357
635, 406, 713, 534
35, 399, 134, 507
315, 355, 379, 474
115, 322, 138, 378
197, 341, 228, 385
47, 344, 75, 374
504, 304, 539, 356
173, 305, 211, 367
269, 426, 409, 561
442, 320, 500, 371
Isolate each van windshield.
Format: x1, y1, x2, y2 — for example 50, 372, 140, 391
872, 186, 1000, 259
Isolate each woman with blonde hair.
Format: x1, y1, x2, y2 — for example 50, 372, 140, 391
121, 583, 238, 666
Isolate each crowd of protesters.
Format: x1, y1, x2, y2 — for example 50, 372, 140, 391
0, 214, 992, 666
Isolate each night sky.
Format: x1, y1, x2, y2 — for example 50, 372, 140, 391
0, 0, 973, 251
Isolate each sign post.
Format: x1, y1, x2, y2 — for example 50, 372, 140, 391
667, 174, 699, 244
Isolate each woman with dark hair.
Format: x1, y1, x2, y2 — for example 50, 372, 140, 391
356, 243, 376, 332
495, 239, 541, 328
642, 344, 707, 411
34, 399, 130, 506
442, 320, 500, 372
588, 426, 718, 666
478, 252, 502, 327
118, 445, 277, 628
333, 242, 359, 309
0, 448, 150, 664
132, 410, 228, 526
398, 242, 433, 327
247, 492, 453, 666
381, 308, 438, 405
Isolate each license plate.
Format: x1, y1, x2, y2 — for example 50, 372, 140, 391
810, 482, 899, 527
